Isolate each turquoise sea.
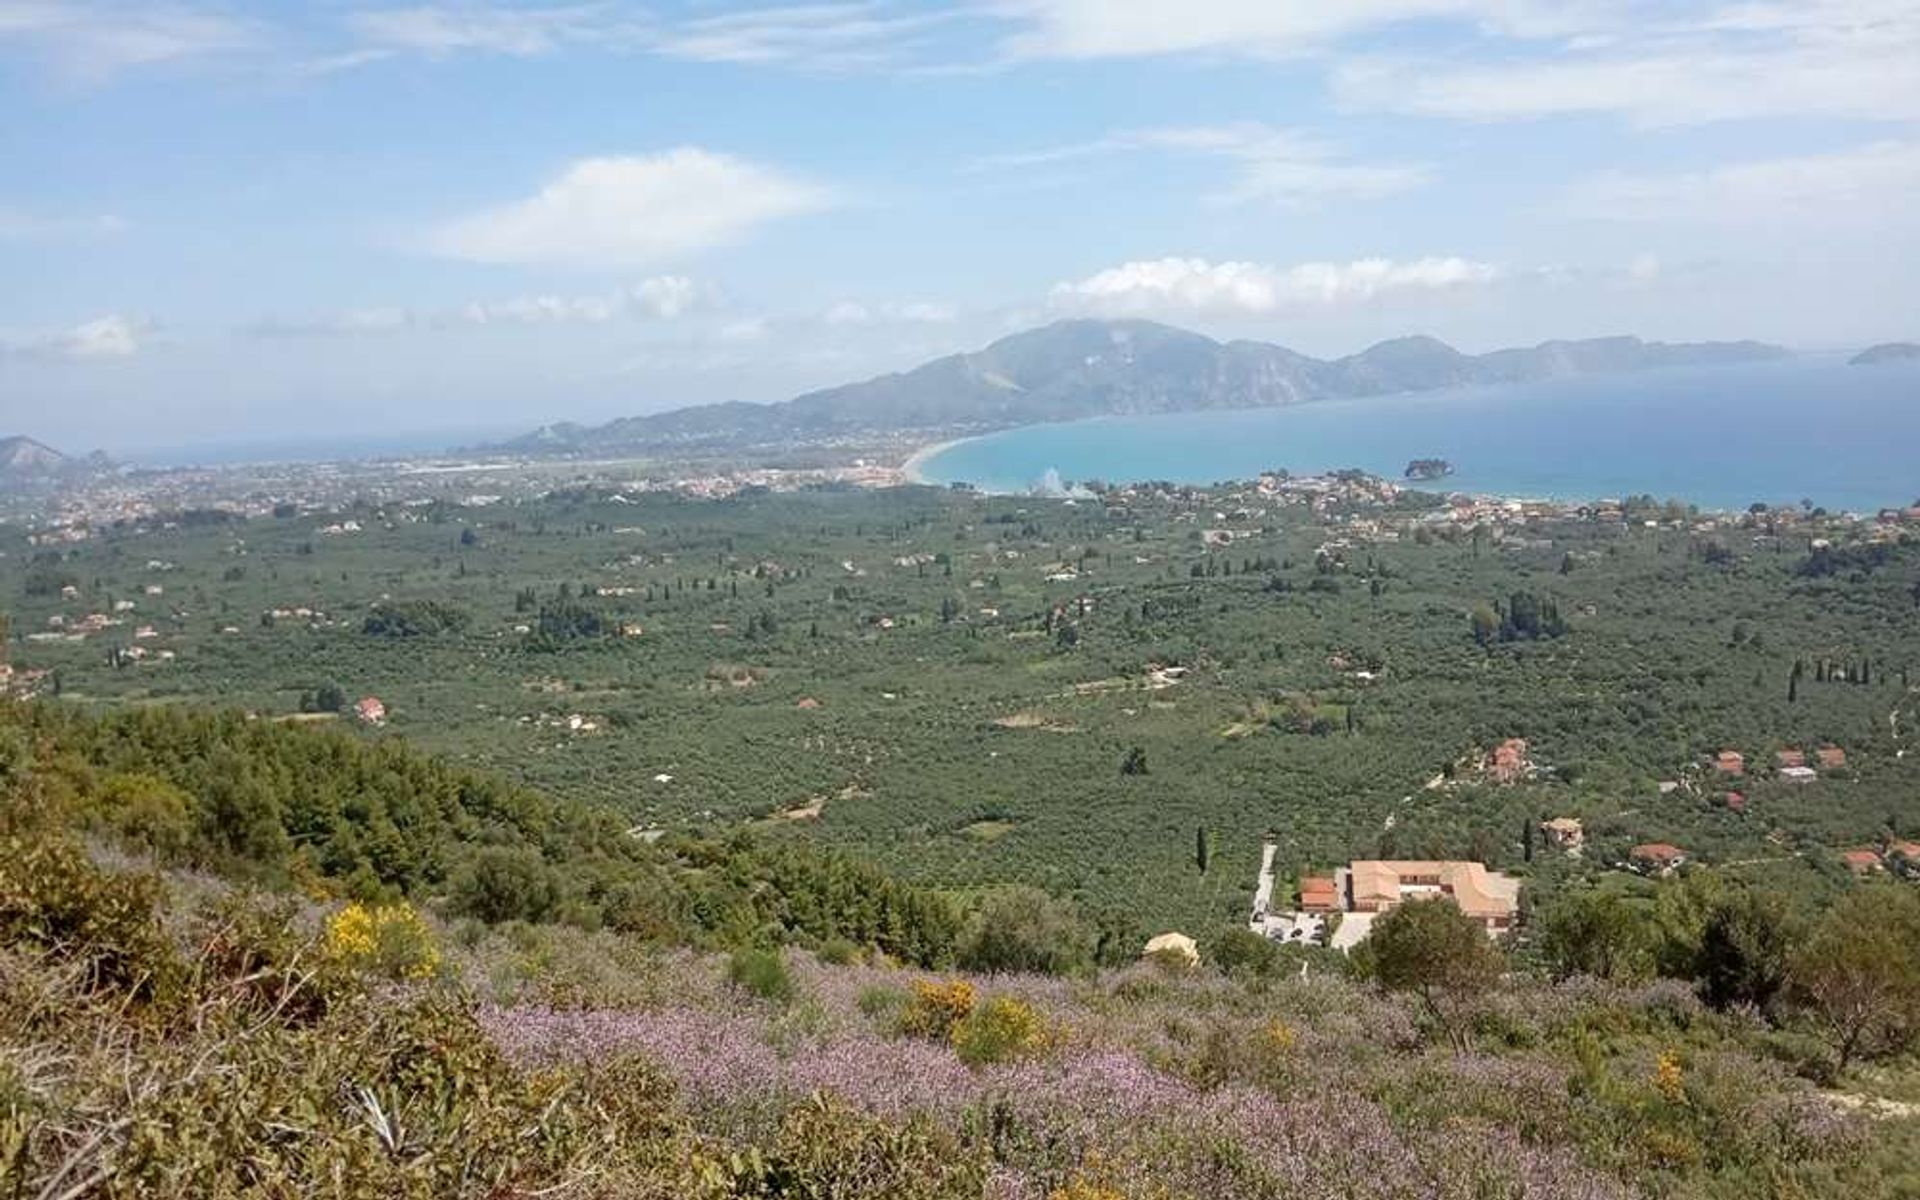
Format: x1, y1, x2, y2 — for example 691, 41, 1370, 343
916, 355, 1920, 513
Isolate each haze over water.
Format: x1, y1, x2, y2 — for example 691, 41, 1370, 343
919, 356, 1920, 513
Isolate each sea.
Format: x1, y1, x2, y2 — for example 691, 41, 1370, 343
915, 354, 1920, 513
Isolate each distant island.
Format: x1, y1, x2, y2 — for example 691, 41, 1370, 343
494, 319, 1790, 457
1404, 458, 1455, 481
1851, 342, 1920, 366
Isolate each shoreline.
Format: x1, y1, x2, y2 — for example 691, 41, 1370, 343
899, 435, 975, 485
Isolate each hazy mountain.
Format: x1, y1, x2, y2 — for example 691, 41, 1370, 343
1851, 342, 1920, 366
0, 435, 68, 476
499, 319, 1790, 454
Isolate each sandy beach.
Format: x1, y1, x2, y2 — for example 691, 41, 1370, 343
899, 435, 972, 484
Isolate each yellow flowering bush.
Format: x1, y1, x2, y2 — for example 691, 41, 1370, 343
900, 979, 975, 1041
1051, 1178, 1127, 1200
323, 901, 440, 981
1654, 1049, 1686, 1104
1263, 1018, 1298, 1054
951, 995, 1049, 1066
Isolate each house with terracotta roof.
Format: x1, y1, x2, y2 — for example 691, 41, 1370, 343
1712, 751, 1745, 776
1723, 791, 1748, 813
1842, 848, 1883, 874
1630, 843, 1688, 876
1488, 738, 1531, 783
1775, 749, 1806, 770
1343, 860, 1520, 933
1298, 876, 1340, 914
1816, 745, 1847, 770
354, 696, 387, 724
1889, 840, 1920, 861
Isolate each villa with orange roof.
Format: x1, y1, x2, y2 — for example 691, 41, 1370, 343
1341, 860, 1521, 933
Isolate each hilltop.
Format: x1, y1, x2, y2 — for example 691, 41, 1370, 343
497, 319, 1789, 455
0, 435, 113, 492
1852, 342, 1920, 366
0, 434, 67, 475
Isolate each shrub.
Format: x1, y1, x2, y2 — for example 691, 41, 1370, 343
727, 947, 794, 1005
1208, 927, 1281, 978
322, 901, 440, 981
745, 1096, 987, 1199
951, 995, 1048, 1066
449, 846, 561, 924
957, 887, 1092, 976
899, 980, 975, 1041
0, 806, 178, 1001
857, 984, 907, 1021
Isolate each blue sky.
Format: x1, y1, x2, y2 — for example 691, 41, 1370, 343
1, 1, 1916, 453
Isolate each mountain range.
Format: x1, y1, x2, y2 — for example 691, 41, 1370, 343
498, 319, 1790, 455
1850, 342, 1920, 366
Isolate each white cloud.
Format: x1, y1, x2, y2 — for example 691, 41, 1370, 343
972, 123, 1428, 207
426, 150, 833, 269
3, 313, 150, 360
822, 298, 958, 324
0, 1, 260, 78
630, 275, 702, 319
322, 2, 961, 73
249, 276, 712, 338
654, 3, 955, 69
345, 4, 620, 58
1565, 141, 1920, 221
1050, 256, 1501, 315
1334, 3, 1920, 125
994, 0, 1491, 61
0, 208, 126, 240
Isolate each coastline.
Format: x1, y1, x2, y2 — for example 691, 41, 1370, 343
900, 435, 974, 485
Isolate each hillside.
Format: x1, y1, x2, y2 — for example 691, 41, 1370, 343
0, 434, 66, 476
499, 320, 1790, 454
6, 687, 1920, 1197
1852, 342, 1920, 366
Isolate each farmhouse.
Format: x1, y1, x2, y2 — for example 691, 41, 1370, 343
1541, 817, 1584, 851
1631, 843, 1687, 875
1342, 860, 1520, 933
1488, 738, 1531, 783
354, 696, 387, 724
1713, 750, 1745, 776
1842, 848, 1883, 874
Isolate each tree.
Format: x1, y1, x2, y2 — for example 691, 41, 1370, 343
1366, 899, 1503, 1050
1537, 889, 1655, 982
956, 887, 1092, 976
1470, 604, 1499, 647
1207, 927, 1281, 978
450, 846, 560, 924
1791, 887, 1920, 1072
1195, 826, 1210, 874
1119, 746, 1148, 777
1691, 886, 1797, 1013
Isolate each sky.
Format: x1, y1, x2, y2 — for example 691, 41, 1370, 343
1, 0, 1917, 455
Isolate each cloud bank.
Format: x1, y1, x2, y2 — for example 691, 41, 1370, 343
1050, 256, 1501, 315
427, 150, 833, 269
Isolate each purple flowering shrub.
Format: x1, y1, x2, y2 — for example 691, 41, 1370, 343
462, 934, 1896, 1199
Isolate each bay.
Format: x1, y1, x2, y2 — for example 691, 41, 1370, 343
915, 355, 1920, 513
